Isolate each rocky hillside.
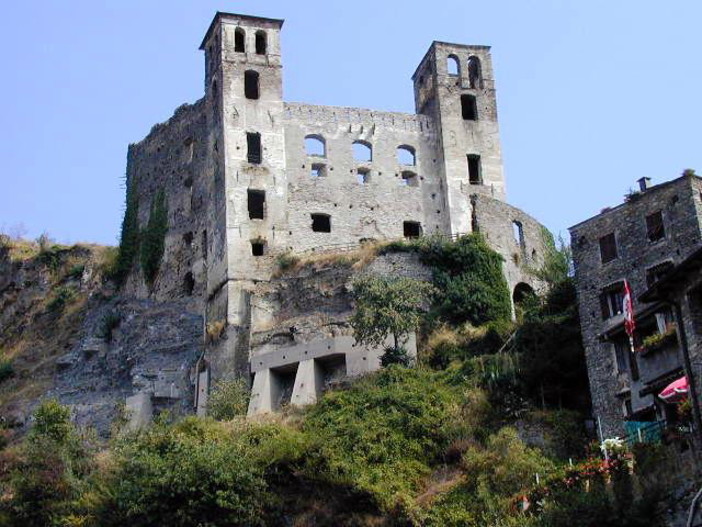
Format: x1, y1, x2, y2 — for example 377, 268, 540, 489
0, 237, 202, 438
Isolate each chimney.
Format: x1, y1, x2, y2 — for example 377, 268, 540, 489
637, 177, 652, 192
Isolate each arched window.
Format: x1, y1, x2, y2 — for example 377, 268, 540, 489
234, 28, 245, 53
244, 70, 259, 100
397, 145, 416, 166
352, 140, 372, 162
447, 55, 460, 76
467, 56, 482, 89
255, 31, 267, 55
305, 135, 326, 157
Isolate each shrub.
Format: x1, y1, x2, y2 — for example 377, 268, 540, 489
208, 378, 250, 420
30, 399, 73, 444
97, 311, 121, 342
65, 263, 85, 280
380, 346, 411, 367
47, 286, 77, 312
0, 355, 14, 383
275, 251, 300, 273
95, 418, 268, 526
302, 367, 462, 511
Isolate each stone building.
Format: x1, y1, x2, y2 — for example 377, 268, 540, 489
121, 12, 550, 415
570, 173, 702, 438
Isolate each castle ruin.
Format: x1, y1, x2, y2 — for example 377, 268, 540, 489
121, 12, 550, 415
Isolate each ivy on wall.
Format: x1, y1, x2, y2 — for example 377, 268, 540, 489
114, 179, 140, 285
140, 189, 168, 286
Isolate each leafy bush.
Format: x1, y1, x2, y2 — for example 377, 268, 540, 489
140, 189, 168, 286
97, 311, 121, 342
47, 286, 77, 312
30, 399, 73, 444
275, 251, 300, 273
94, 418, 269, 526
0, 355, 14, 383
208, 378, 250, 420
380, 345, 411, 367
302, 367, 463, 511
65, 263, 85, 280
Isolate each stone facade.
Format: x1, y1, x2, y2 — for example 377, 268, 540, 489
123, 12, 550, 414
569, 174, 702, 437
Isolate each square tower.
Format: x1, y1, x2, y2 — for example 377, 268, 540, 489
412, 42, 505, 235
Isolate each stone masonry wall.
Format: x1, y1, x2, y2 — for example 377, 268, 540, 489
570, 174, 702, 437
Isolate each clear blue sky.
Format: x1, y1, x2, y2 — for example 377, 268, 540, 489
2, 1, 700, 245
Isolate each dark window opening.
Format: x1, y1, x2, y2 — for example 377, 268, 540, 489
403, 221, 422, 238
311, 213, 331, 233
244, 70, 260, 100
305, 135, 326, 157
447, 55, 460, 76
247, 190, 265, 219
646, 211, 665, 242
467, 56, 482, 89
202, 230, 208, 260
183, 272, 195, 296
512, 221, 525, 246
251, 240, 266, 257
401, 171, 418, 187
467, 154, 481, 184
599, 233, 618, 263
513, 283, 535, 304
353, 141, 372, 162
234, 28, 245, 52
397, 145, 416, 166
310, 163, 326, 178
646, 261, 674, 288
247, 132, 261, 164
599, 282, 624, 320
183, 232, 193, 248
255, 31, 267, 55
461, 94, 477, 120
357, 168, 370, 184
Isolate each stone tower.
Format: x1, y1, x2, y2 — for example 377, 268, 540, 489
200, 13, 286, 331
412, 43, 505, 235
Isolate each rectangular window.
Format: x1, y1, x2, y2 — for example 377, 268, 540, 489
599, 233, 617, 263
461, 94, 478, 120
646, 211, 665, 242
247, 132, 262, 164
467, 155, 481, 184
614, 339, 629, 373
599, 282, 624, 319
645, 261, 674, 288
403, 221, 422, 238
247, 189, 265, 219
311, 213, 331, 233
310, 163, 326, 178
251, 240, 266, 256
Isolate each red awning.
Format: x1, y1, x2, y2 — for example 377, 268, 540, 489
658, 376, 689, 403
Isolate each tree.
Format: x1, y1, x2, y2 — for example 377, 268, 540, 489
350, 274, 435, 355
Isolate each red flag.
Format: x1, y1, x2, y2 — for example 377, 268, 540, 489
623, 280, 635, 349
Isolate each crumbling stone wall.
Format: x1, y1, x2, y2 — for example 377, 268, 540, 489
570, 174, 702, 437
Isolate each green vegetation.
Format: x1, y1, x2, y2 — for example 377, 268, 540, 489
350, 274, 435, 353
46, 285, 78, 312
114, 179, 140, 284
0, 232, 675, 525
208, 378, 250, 420
140, 189, 168, 286
380, 234, 512, 325
0, 355, 14, 384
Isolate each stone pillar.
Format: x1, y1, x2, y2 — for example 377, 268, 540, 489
196, 369, 209, 417
291, 359, 323, 407
125, 391, 153, 431
247, 368, 282, 415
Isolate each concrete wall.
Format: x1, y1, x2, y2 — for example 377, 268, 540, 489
570, 174, 702, 436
